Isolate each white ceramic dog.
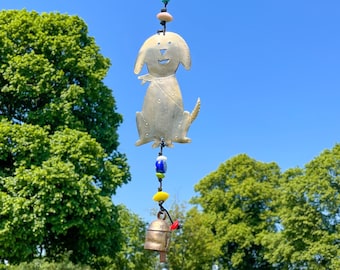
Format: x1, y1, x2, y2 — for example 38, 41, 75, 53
134, 31, 200, 148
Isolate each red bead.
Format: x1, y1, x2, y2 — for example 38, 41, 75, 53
170, 220, 180, 231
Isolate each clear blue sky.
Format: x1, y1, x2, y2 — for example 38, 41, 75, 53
1, 0, 340, 221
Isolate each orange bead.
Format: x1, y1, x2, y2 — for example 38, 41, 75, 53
157, 12, 173, 22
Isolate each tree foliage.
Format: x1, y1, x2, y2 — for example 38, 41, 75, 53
0, 253, 91, 270
168, 205, 221, 270
0, 10, 131, 267
262, 144, 340, 269
168, 145, 340, 269
190, 154, 280, 269
111, 205, 157, 270
0, 9, 121, 154
0, 121, 123, 265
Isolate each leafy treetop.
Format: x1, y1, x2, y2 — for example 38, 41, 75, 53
0, 9, 122, 154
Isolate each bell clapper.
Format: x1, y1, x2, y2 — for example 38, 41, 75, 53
159, 251, 167, 263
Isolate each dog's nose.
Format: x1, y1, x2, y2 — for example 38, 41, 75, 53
160, 49, 167, 55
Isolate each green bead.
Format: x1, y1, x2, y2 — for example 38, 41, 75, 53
156, 172, 165, 179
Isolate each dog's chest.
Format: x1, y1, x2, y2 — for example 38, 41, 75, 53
145, 76, 183, 109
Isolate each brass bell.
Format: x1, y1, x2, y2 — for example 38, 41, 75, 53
144, 211, 171, 262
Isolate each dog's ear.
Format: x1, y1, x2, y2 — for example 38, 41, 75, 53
176, 34, 191, 70
134, 35, 154, 75
134, 49, 145, 75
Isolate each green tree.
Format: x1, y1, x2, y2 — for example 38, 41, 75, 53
0, 253, 91, 270
191, 154, 280, 269
0, 121, 124, 265
262, 144, 340, 269
0, 9, 121, 156
0, 10, 130, 267
111, 205, 157, 270
168, 205, 221, 270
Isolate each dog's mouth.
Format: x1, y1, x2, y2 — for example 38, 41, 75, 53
158, 59, 170, 65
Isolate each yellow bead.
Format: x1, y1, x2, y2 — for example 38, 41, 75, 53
153, 191, 169, 202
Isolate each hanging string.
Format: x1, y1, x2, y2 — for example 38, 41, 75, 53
153, 139, 180, 230
151, 1, 180, 231
158, 138, 166, 156
162, 0, 170, 7
157, 0, 173, 34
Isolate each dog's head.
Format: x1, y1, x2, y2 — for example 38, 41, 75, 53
134, 31, 191, 77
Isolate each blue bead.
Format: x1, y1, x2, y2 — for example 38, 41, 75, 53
155, 156, 167, 173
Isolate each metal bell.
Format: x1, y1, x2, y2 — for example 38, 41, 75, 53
144, 211, 171, 262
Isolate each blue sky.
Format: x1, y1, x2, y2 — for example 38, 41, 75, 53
1, 0, 340, 221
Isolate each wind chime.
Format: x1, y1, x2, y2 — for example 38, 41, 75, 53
134, 0, 200, 263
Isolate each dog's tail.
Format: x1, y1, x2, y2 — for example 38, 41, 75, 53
190, 97, 201, 124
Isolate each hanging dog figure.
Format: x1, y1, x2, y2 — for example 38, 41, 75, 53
134, 31, 200, 148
